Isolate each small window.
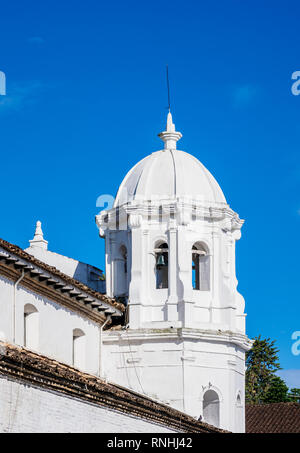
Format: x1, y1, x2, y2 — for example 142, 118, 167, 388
155, 243, 168, 289
192, 243, 210, 291
24, 304, 39, 351
72, 328, 86, 370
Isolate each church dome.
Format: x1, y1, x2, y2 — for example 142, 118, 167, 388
114, 113, 226, 207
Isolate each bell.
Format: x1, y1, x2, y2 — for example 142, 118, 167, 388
156, 254, 166, 269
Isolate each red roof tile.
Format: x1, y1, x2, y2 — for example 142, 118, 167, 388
246, 402, 300, 433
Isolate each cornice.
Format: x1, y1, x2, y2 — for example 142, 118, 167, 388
104, 328, 252, 351
97, 200, 244, 233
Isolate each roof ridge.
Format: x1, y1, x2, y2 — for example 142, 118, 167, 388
247, 402, 300, 407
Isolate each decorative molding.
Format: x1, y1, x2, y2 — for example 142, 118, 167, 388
104, 328, 252, 351
201, 384, 223, 402
227, 360, 237, 366
181, 355, 196, 362
128, 214, 142, 229
126, 357, 142, 364
96, 199, 244, 230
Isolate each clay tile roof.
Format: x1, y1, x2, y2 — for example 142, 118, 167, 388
0, 238, 125, 313
246, 402, 300, 433
0, 341, 227, 433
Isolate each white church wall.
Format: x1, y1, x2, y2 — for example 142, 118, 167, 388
0, 375, 177, 433
0, 275, 13, 341
103, 333, 246, 432
0, 275, 100, 375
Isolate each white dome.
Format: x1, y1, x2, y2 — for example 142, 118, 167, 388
114, 113, 226, 207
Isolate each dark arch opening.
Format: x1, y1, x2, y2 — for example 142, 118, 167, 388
155, 242, 168, 289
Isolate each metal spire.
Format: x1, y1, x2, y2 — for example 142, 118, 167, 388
166, 65, 171, 112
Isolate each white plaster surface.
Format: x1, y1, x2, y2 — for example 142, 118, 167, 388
0, 375, 177, 433
0, 273, 101, 376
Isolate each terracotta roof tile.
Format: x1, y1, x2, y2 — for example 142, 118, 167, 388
246, 402, 300, 433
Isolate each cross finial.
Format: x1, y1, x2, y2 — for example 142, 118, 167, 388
29, 220, 48, 250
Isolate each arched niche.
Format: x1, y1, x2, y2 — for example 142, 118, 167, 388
203, 389, 220, 427
235, 391, 244, 432
24, 304, 39, 351
72, 328, 86, 370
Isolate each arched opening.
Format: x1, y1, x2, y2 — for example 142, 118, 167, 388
203, 389, 220, 427
155, 242, 168, 289
72, 328, 86, 370
192, 243, 210, 291
235, 392, 244, 432
114, 244, 128, 296
24, 304, 39, 351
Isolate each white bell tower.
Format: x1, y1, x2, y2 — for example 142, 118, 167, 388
96, 112, 251, 433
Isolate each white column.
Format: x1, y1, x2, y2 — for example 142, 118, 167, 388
166, 221, 178, 321
177, 225, 194, 327
211, 229, 220, 325
128, 215, 144, 329
105, 230, 112, 297
110, 232, 117, 297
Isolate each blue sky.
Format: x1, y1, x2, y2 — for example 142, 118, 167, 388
0, 0, 299, 386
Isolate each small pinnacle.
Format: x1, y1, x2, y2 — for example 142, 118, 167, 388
158, 111, 182, 150
29, 220, 48, 250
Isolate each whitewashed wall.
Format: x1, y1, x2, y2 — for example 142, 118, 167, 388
103, 332, 246, 433
0, 274, 100, 375
0, 375, 177, 433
